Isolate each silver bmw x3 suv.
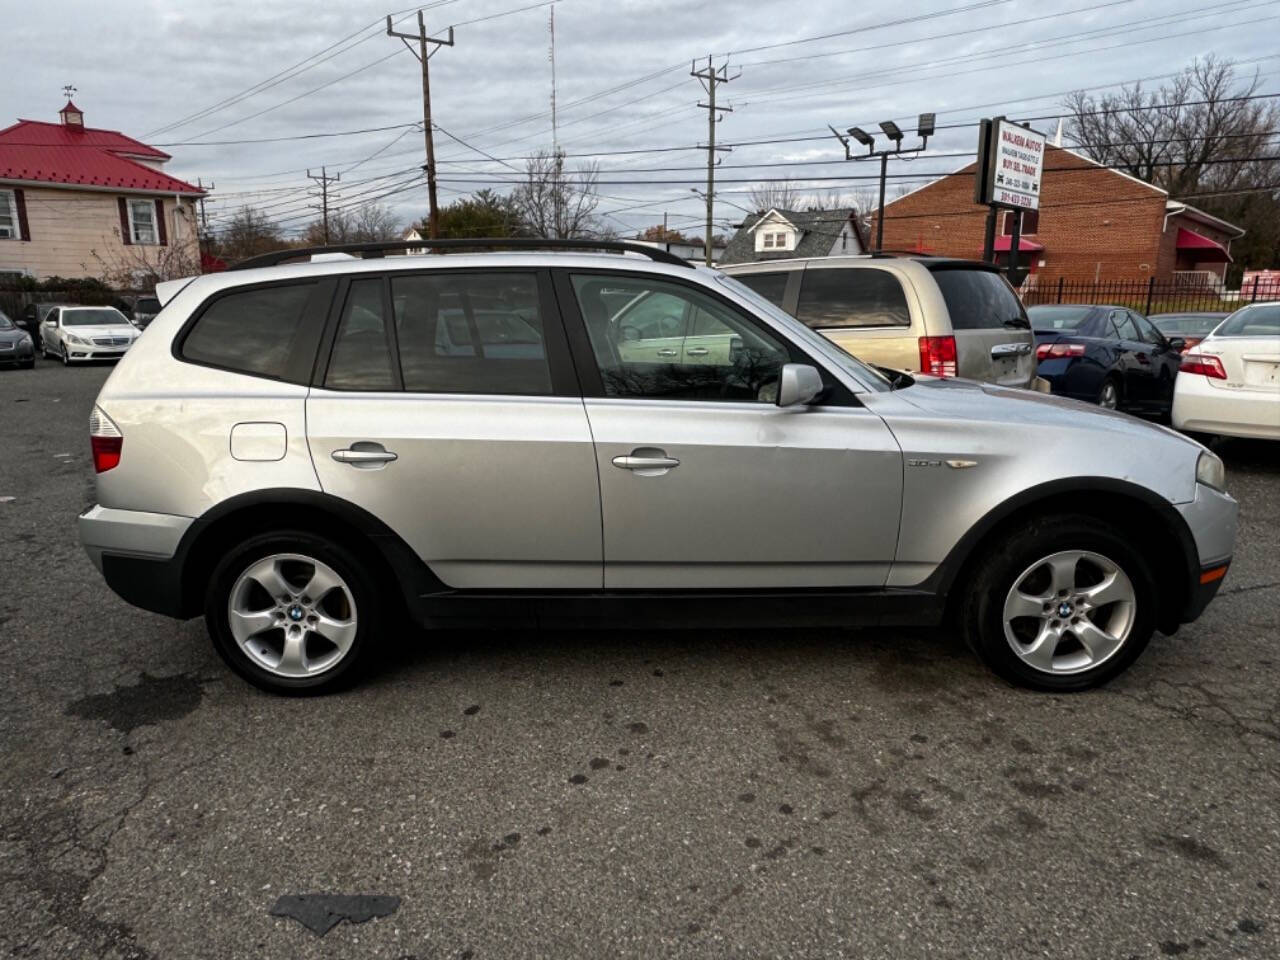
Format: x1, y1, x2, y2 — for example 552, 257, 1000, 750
78, 239, 1237, 695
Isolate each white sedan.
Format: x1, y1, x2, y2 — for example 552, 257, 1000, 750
40, 306, 140, 365
1173, 303, 1280, 441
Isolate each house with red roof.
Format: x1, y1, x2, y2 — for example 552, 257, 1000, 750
0, 101, 205, 282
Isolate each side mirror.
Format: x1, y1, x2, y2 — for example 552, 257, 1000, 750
1167, 337, 1186, 352
776, 363, 824, 407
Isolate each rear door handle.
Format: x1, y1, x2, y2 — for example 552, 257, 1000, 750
656, 348, 679, 358
686, 347, 710, 357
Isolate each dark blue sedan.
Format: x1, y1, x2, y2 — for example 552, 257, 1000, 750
1028, 304, 1185, 414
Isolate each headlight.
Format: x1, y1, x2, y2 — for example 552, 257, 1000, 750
65, 333, 87, 345
1196, 450, 1226, 491
19, 333, 31, 345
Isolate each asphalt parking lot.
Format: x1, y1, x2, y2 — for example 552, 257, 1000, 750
1, 359, 1277, 959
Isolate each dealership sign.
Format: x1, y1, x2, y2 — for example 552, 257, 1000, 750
974, 117, 1047, 211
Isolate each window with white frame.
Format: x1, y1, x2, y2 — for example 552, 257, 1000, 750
127, 199, 158, 244
758, 229, 793, 251
0, 190, 18, 240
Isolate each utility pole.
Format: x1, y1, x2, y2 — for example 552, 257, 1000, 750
387, 12, 454, 240
306, 166, 340, 244
195, 177, 213, 234
692, 56, 738, 266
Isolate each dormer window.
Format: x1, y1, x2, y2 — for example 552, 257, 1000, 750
756, 227, 795, 252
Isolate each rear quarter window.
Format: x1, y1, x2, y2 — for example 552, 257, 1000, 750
931, 268, 1028, 330
180, 282, 317, 380
795, 267, 910, 328
733, 271, 789, 308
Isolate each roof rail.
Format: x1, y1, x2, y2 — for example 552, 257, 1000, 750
228, 237, 695, 271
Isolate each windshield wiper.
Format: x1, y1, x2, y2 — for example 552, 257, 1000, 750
1002, 317, 1031, 329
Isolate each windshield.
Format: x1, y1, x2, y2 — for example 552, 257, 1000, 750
930, 268, 1029, 329
1027, 305, 1096, 330
1151, 313, 1226, 335
136, 297, 162, 313
62, 308, 128, 326
0, 312, 12, 330
713, 272, 892, 391
1213, 303, 1280, 338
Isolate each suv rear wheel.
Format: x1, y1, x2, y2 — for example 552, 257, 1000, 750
959, 514, 1157, 690
205, 531, 379, 695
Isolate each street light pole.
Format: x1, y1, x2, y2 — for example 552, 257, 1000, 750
830, 113, 934, 255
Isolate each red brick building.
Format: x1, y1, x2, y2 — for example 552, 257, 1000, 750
873, 146, 1243, 286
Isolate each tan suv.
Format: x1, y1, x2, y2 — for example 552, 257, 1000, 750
721, 256, 1037, 388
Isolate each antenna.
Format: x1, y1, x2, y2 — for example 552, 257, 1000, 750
549, 4, 558, 152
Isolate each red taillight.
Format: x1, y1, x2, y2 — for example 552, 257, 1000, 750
1180, 353, 1227, 379
89, 405, 123, 473
1035, 341, 1086, 361
918, 335, 957, 377
91, 436, 123, 473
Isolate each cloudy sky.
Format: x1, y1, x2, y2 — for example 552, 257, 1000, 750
7, 0, 1276, 239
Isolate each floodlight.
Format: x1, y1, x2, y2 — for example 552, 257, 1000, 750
847, 126, 874, 147
917, 113, 936, 138
879, 120, 903, 142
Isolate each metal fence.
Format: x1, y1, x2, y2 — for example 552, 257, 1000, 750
1021, 276, 1280, 315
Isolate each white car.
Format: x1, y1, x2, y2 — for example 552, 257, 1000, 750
40, 306, 140, 365
1173, 303, 1280, 441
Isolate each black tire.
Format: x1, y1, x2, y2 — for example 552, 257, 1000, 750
1097, 376, 1121, 410
204, 530, 382, 695
958, 513, 1158, 691
20, 360, 34, 369
61, 345, 69, 366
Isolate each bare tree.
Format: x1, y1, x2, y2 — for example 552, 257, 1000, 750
1064, 56, 1280, 197
210, 206, 282, 262
302, 202, 401, 246
512, 150, 603, 238
747, 178, 803, 213
90, 239, 201, 288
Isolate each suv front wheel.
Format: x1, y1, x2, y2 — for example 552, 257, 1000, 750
960, 514, 1157, 690
205, 531, 379, 695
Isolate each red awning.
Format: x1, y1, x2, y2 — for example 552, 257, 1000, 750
1176, 227, 1232, 262
993, 235, 1044, 253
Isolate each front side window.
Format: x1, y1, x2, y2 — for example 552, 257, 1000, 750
392, 272, 550, 395
571, 273, 791, 403
182, 282, 316, 379
796, 267, 910, 329
0, 190, 17, 239
128, 199, 157, 244
326, 279, 396, 390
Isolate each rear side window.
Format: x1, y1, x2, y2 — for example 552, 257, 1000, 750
796, 268, 910, 328
733, 271, 788, 307
392, 272, 551, 395
930, 268, 1027, 330
182, 282, 315, 379
325, 279, 396, 390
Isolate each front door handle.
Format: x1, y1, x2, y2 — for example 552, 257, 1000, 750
612, 447, 679, 477
332, 444, 398, 468
656, 348, 679, 358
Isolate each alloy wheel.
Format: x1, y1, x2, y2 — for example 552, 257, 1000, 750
1099, 381, 1118, 409
226, 553, 358, 679
1001, 549, 1136, 675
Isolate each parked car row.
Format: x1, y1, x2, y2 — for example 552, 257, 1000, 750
1, 303, 142, 368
